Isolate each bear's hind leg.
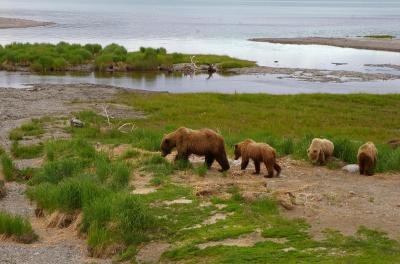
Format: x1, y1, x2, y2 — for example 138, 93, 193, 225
216, 154, 230, 172
274, 163, 281, 177
253, 160, 260, 175
265, 164, 274, 178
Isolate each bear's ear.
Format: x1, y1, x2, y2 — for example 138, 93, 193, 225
164, 138, 169, 144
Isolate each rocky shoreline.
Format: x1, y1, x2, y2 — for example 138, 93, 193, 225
250, 37, 400, 53
0, 17, 54, 29
228, 66, 400, 83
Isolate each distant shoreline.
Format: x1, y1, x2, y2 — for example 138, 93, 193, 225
250, 37, 400, 53
0, 17, 54, 29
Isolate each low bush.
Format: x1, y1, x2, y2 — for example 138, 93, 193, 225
1, 153, 15, 181
0, 211, 37, 243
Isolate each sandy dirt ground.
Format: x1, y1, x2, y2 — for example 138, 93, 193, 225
0, 17, 54, 29
173, 156, 400, 239
251, 37, 400, 53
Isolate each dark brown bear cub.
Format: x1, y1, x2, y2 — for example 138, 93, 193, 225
357, 142, 377, 176
234, 139, 281, 178
160, 127, 230, 171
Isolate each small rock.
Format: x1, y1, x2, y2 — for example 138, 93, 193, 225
282, 247, 296, 252
349, 191, 356, 196
277, 194, 295, 210
70, 118, 84, 128
342, 164, 359, 173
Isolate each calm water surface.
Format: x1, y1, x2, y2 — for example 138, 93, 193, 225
1, 0, 400, 93
2, 71, 400, 94
1, 0, 400, 72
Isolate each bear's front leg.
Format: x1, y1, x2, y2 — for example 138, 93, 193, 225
241, 156, 249, 170
175, 152, 189, 161
253, 160, 260, 175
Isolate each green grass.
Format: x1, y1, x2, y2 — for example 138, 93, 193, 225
364, 35, 395, 39
11, 141, 44, 159
0, 42, 256, 73
12, 93, 400, 262
193, 164, 208, 177
9, 119, 45, 141
1, 153, 16, 181
0, 211, 37, 243
115, 92, 400, 172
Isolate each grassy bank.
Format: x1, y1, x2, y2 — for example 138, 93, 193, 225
364, 35, 395, 39
7, 91, 400, 262
0, 42, 255, 73
115, 92, 400, 172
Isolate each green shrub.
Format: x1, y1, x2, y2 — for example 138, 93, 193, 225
1, 154, 15, 181
84, 44, 102, 55
193, 164, 208, 177
109, 162, 131, 190
11, 141, 44, 159
113, 194, 156, 244
27, 178, 111, 213
9, 120, 44, 140
30, 158, 86, 184
0, 211, 37, 243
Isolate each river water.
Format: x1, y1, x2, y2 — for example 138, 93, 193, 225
1, 0, 400, 93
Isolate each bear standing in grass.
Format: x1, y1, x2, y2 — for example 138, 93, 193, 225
357, 142, 377, 176
234, 139, 281, 178
307, 138, 334, 165
160, 127, 230, 171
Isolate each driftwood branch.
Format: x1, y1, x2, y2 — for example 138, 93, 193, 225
101, 104, 112, 127
118, 123, 136, 133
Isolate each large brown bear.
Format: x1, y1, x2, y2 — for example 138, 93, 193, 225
307, 138, 334, 165
234, 139, 281, 178
160, 127, 230, 171
357, 142, 377, 176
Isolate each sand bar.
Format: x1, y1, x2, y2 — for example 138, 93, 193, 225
250, 37, 400, 53
0, 17, 54, 29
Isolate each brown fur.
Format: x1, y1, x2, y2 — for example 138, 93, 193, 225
357, 142, 377, 176
160, 127, 230, 171
234, 139, 281, 178
307, 138, 334, 165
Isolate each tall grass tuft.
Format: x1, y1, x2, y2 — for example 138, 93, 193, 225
11, 141, 44, 159
30, 158, 86, 184
0, 211, 37, 243
1, 153, 15, 181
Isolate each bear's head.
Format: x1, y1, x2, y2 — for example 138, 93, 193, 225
160, 137, 175, 157
234, 144, 242, 160
307, 147, 320, 162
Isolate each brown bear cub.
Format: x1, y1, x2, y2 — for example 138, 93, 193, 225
357, 142, 377, 176
160, 127, 230, 171
307, 138, 334, 165
234, 139, 281, 178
